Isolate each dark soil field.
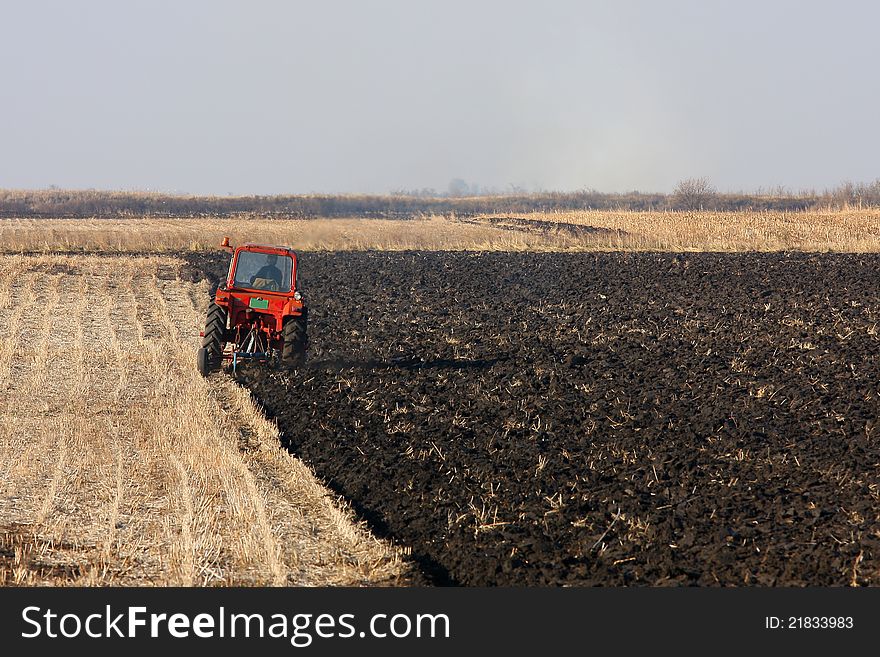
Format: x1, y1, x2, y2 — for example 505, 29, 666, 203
186, 251, 880, 586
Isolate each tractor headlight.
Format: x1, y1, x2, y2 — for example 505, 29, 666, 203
294, 291, 302, 301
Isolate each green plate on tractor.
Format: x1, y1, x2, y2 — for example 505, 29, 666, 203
248, 297, 269, 310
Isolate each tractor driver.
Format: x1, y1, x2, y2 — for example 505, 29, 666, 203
250, 253, 283, 290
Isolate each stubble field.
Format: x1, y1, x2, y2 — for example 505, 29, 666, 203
0, 254, 412, 585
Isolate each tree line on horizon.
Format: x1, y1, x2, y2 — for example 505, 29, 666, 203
1, 179, 879, 218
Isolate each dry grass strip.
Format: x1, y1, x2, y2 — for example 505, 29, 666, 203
3, 210, 880, 253
471, 209, 880, 252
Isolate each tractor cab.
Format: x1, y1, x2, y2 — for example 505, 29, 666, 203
226, 243, 298, 295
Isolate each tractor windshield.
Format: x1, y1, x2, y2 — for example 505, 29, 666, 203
232, 251, 293, 292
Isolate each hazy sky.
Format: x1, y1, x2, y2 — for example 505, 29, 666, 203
2, 0, 878, 195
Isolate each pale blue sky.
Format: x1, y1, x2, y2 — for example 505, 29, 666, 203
1, 0, 878, 194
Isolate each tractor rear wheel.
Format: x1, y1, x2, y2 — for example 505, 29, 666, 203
198, 302, 227, 376
281, 313, 307, 367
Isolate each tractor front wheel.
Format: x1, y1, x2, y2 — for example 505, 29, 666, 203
281, 313, 307, 368
198, 302, 227, 376
196, 347, 211, 376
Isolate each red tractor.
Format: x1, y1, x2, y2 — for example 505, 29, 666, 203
197, 237, 308, 376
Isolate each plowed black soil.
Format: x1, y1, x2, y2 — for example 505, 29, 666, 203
453, 215, 626, 238
184, 251, 880, 586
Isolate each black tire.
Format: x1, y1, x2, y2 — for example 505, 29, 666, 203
199, 302, 227, 375
196, 347, 211, 376
281, 312, 307, 368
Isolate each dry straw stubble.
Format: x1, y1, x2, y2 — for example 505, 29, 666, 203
0, 255, 413, 586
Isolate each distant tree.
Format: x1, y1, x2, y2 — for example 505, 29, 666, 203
447, 178, 471, 197
672, 177, 717, 210
867, 179, 880, 206
827, 179, 880, 209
